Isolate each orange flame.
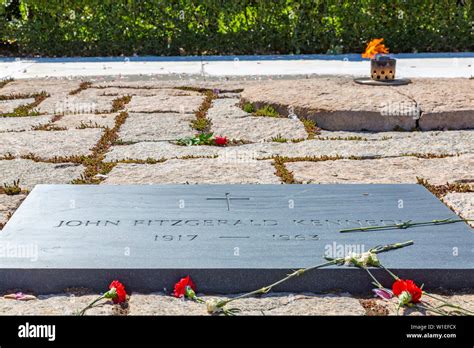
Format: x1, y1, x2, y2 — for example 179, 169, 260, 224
362, 38, 389, 59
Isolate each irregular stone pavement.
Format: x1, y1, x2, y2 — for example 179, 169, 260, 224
0, 76, 472, 315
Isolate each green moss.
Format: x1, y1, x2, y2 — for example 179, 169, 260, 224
417, 177, 473, 198
191, 118, 211, 132
254, 105, 279, 117
301, 118, 319, 139
69, 81, 93, 95
31, 123, 67, 131
111, 95, 132, 112
271, 134, 288, 143
0, 92, 49, 118
2, 179, 22, 195
190, 90, 216, 133
272, 157, 298, 184
0, 78, 13, 90
242, 102, 255, 113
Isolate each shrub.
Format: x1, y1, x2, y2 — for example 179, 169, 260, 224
254, 105, 280, 117
1, 0, 472, 56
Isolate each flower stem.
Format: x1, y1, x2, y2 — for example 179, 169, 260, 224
365, 267, 384, 289
78, 294, 106, 316
423, 292, 474, 315
216, 260, 336, 308
378, 264, 400, 281
214, 240, 414, 313
416, 302, 449, 316
340, 218, 473, 233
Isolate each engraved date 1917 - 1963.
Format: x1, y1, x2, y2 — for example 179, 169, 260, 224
154, 234, 320, 242
155, 234, 198, 241
273, 234, 319, 241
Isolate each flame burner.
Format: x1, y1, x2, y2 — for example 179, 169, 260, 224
354, 54, 411, 86
371, 56, 396, 80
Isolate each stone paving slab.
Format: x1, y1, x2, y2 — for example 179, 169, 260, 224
128, 292, 366, 316
0, 194, 26, 229
246, 130, 473, 158
286, 154, 474, 185
104, 142, 222, 161
396, 79, 474, 130
0, 129, 103, 159
240, 78, 474, 131
94, 87, 202, 97
119, 113, 195, 142
0, 159, 84, 190
0, 98, 35, 114
209, 99, 308, 142
102, 158, 280, 184
208, 98, 249, 119
37, 95, 116, 115
0, 115, 53, 132
241, 78, 417, 131
0, 294, 121, 316
316, 130, 434, 140
443, 193, 474, 227
0, 292, 363, 316
92, 79, 256, 91
0, 79, 81, 96
1, 291, 472, 316
378, 293, 474, 316
127, 95, 204, 113
211, 116, 308, 142
54, 113, 116, 129
104, 130, 473, 162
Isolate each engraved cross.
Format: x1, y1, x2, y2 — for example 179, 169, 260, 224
206, 193, 250, 211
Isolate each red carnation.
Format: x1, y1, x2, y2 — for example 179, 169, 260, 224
214, 136, 228, 146
109, 280, 127, 304
78, 279, 127, 315
173, 276, 196, 298
392, 279, 422, 304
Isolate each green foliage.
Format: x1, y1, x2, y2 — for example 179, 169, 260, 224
191, 117, 212, 132
242, 102, 255, 113
0, 0, 472, 56
254, 105, 280, 117
2, 179, 22, 195
176, 133, 215, 146
271, 134, 288, 143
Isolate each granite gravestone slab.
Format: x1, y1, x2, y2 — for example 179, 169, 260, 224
0, 184, 473, 294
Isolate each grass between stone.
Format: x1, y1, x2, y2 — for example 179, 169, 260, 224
0, 78, 13, 90
254, 105, 280, 117
301, 118, 319, 139
175, 86, 243, 94
110, 95, 132, 113
72, 111, 129, 184
0, 92, 49, 117
69, 81, 93, 95
416, 177, 473, 198
76, 121, 105, 129
114, 158, 167, 165
0, 179, 23, 195
0, 153, 16, 160
190, 90, 216, 133
272, 157, 298, 184
316, 136, 368, 141
402, 153, 459, 159
31, 123, 68, 131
